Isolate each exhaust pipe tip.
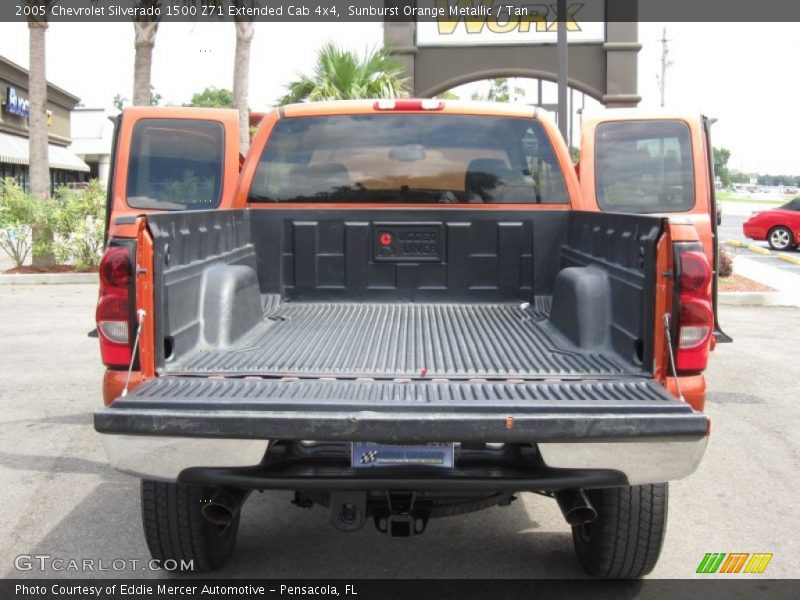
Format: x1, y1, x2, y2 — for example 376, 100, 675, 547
555, 489, 597, 526
200, 488, 249, 527
562, 505, 598, 526
201, 503, 236, 526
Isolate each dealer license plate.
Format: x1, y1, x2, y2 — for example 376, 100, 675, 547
351, 442, 455, 469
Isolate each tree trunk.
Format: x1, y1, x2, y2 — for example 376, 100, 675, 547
233, 21, 254, 155
28, 21, 49, 200
28, 19, 53, 267
133, 21, 158, 106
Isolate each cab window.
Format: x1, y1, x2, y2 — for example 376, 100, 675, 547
595, 120, 694, 213
248, 115, 569, 205
126, 119, 224, 210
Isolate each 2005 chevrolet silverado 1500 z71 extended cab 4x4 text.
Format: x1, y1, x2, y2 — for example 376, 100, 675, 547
93, 101, 728, 578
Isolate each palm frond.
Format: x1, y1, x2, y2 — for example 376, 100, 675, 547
278, 43, 408, 105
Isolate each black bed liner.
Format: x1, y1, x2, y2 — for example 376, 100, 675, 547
95, 376, 708, 442
170, 298, 637, 379
149, 209, 662, 382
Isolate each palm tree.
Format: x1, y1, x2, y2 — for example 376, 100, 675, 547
279, 43, 408, 105
26, 2, 55, 201
232, 15, 254, 154
132, 2, 161, 106
26, 1, 57, 267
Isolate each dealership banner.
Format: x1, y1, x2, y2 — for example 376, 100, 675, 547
2, 0, 800, 22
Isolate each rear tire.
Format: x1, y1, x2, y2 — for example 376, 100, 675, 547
141, 480, 240, 573
571, 483, 668, 579
768, 226, 793, 251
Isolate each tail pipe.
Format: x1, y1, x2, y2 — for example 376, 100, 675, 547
201, 488, 250, 527
555, 489, 597, 526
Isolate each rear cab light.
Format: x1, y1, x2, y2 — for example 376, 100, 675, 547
96, 243, 135, 367
673, 245, 714, 373
373, 99, 445, 111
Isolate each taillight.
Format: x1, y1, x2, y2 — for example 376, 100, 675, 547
96, 246, 133, 367
100, 246, 131, 289
373, 99, 445, 111
679, 251, 711, 296
674, 246, 714, 373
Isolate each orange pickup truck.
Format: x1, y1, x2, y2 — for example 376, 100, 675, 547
94, 100, 727, 578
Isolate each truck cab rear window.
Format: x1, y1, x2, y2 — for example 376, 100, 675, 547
595, 120, 695, 213
248, 115, 568, 205
126, 119, 224, 210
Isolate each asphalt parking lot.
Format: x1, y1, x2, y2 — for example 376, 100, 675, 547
1, 283, 798, 580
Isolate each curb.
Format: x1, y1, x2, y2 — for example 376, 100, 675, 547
777, 253, 800, 266
719, 291, 799, 307
746, 244, 771, 256
0, 273, 97, 285
723, 240, 772, 256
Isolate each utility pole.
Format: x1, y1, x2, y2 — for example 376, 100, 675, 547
657, 28, 672, 108
556, 0, 569, 140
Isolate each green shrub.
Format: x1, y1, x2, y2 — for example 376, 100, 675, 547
51, 181, 106, 269
0, 178, 43, 268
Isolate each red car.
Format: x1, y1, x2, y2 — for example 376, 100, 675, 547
743, 198, 800, 250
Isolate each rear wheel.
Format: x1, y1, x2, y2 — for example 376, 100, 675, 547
141, 480, 240, 573
768, 226, 793, 251
571, 483, 668, 579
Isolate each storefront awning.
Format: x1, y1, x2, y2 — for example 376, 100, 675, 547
0, 131, 90, 172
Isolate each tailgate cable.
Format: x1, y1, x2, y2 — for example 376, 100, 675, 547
121, 309, 147, 398
662, 313, 685, 403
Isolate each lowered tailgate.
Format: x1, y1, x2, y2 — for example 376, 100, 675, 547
95, 376, 706, 442
95, 377, 708, 487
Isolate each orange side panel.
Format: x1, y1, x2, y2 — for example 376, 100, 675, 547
655, 222, 707, 413
100, 217, 156, 406
668, 222, 702, 243
103, 370, 144, 407
135, 217, 156, 378
667, 375, 707, 413
652, 229, 673, 382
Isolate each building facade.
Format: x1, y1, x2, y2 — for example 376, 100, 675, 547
0, 55, 90, 192
70, 107, 114, 186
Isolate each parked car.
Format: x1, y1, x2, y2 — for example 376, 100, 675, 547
743, 198, 800, 250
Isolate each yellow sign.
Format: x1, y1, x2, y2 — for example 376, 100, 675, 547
415, 0, 605, 46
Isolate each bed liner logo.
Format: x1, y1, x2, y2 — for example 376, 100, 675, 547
696, 552, 773, 574
373, 223, 444, 262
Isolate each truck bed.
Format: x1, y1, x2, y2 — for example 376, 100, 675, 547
173, 298, 636, 379
150, 209, 661, 381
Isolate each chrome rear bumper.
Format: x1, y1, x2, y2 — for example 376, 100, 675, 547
100, 434, 270, 482
100, 434, 706, 486
538, 437, 708, 486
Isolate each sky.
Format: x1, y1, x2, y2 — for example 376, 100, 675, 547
0, 20, 797, 174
